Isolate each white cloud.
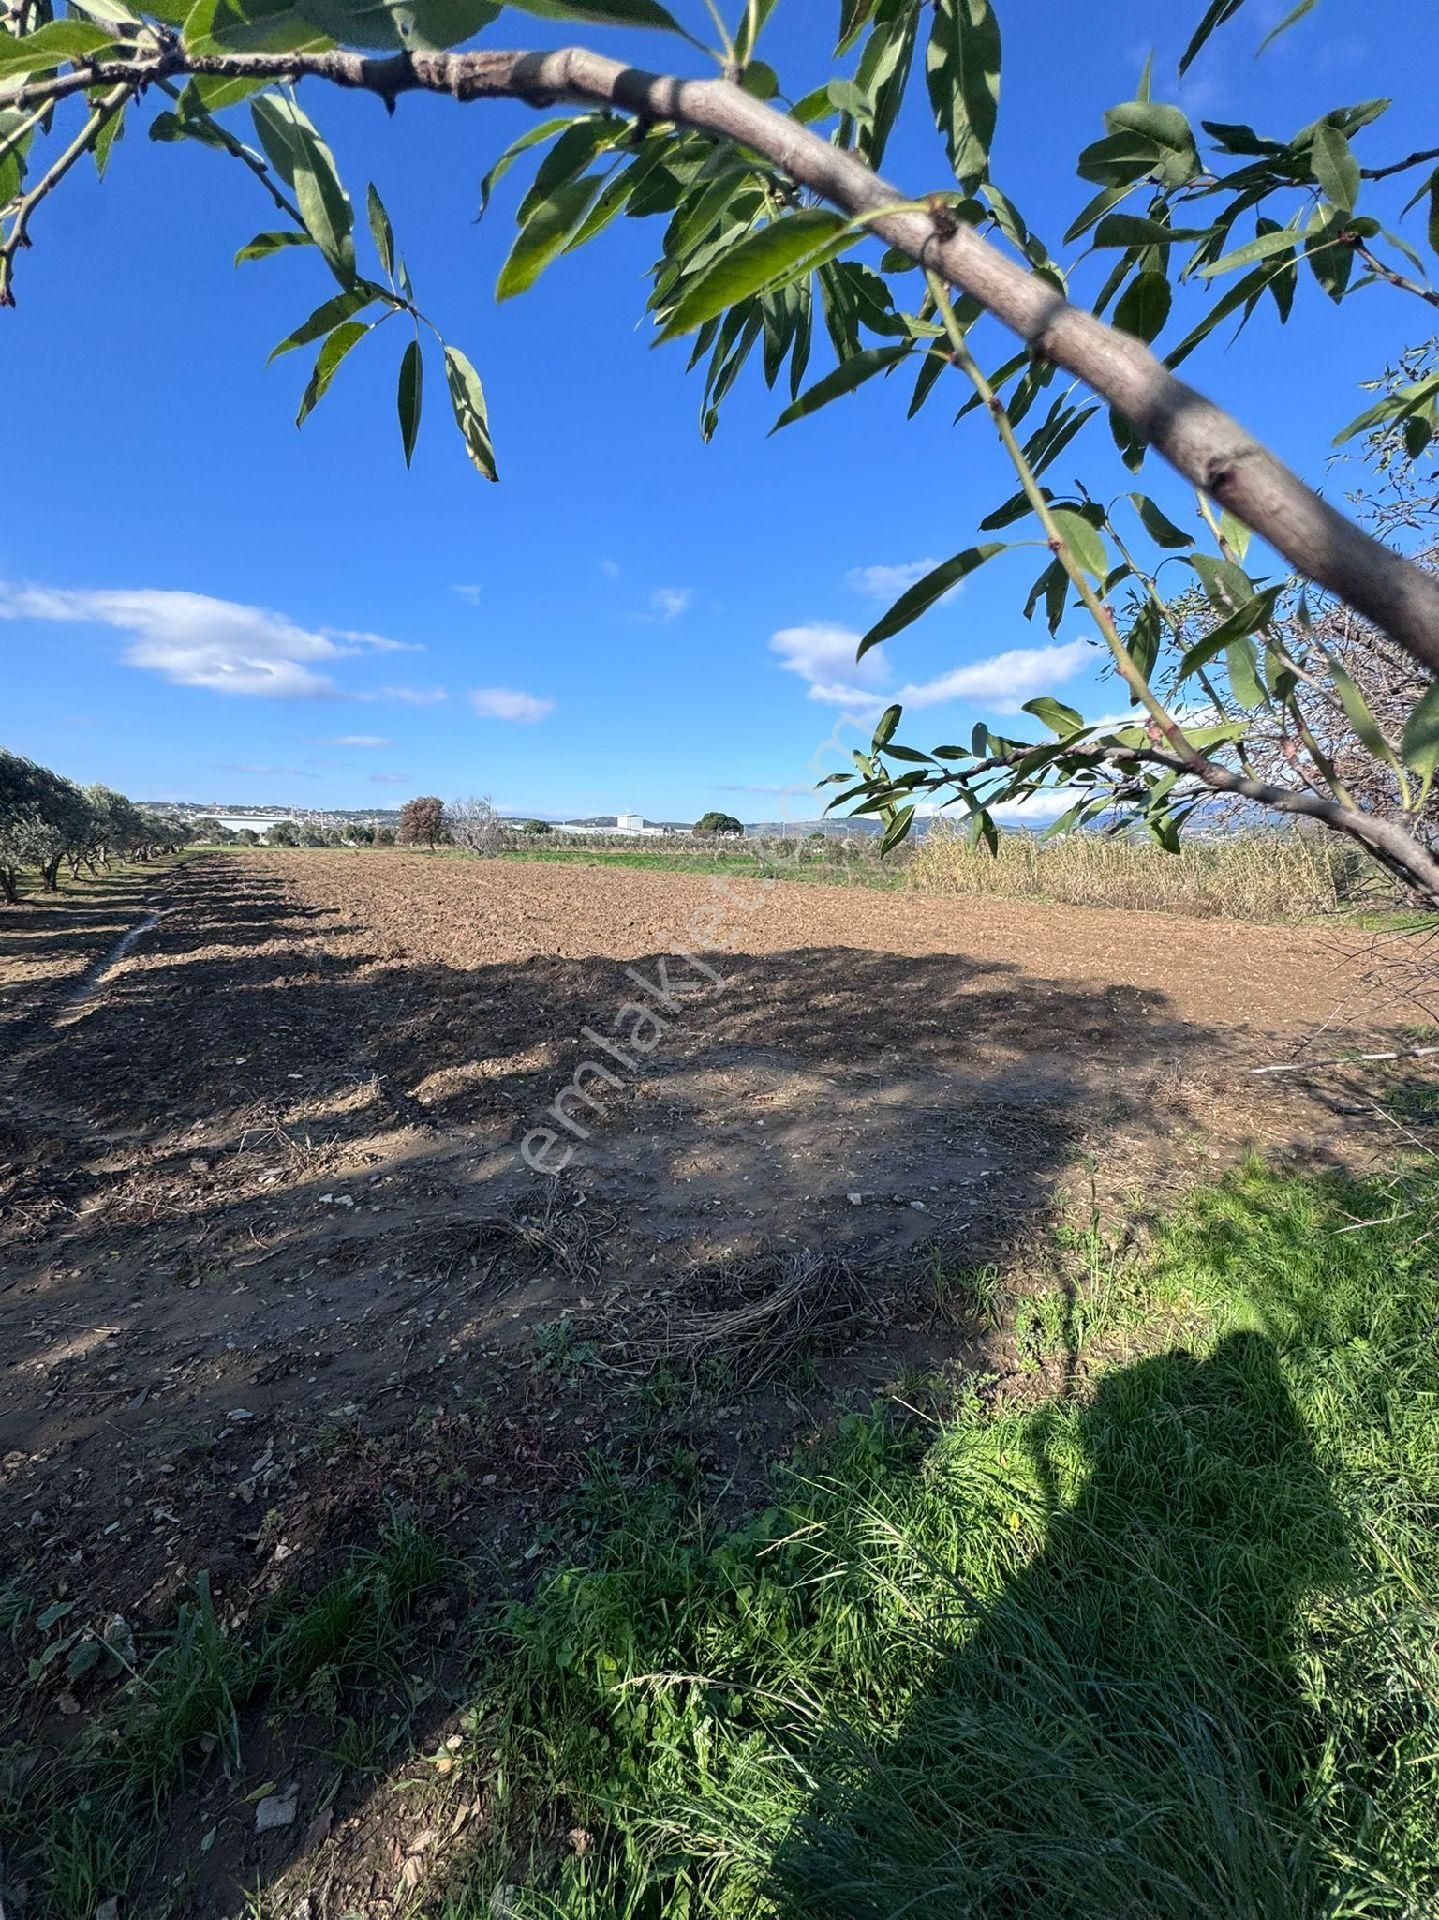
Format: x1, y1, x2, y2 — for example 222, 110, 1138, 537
358, 685, 448, 706
470, 687, 554, 724
601, 560, 621, 579
845, 559, 950, 601
770, 622, 888, 695
647, 587, 694, 623
0, 582, 418, 699
324, 734, 392, 748
770, 618, 1092, 722
452, 584, 484, 606
369, 771, 410, 784
897, 639, 1092, 713
991, 788, 1088, 825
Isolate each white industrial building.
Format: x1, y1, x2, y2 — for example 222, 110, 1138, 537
550, 812, 676, 838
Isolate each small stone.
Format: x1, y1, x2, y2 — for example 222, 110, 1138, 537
255, 1787, 298, 1833
95, 1900, 120, 1920
847, 1192, 863, 1206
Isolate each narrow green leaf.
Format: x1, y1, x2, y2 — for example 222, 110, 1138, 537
1310, 122, 1359, 213
659, 210, 849, 341
857, 543, 1010, 656
1257, 0, 1318, 54
1049, 507, 1107, 578
397, 337, 423, 466
235, 228, 312, 265
296, 0, 499, 51
443, 343, 498, 481
1179, 0, 1243, 75
1196, 223, 1300, 279
1022, 697, 1085, 737
296, 318, 369, 424
1322, 646, 1401, 770
769, 342, 908, 432
252, 94, 354, 282
268, 282, 379, 359
0, 20, 114, 75
925, 0, 1001, 189
1113, 268, 1171, 342
1401, 682, 1439, 783
1177, 588, 1279, 679
366, 182, 395, 279
496, 175, 600, 299
504, 0, 692, 35
1127, 492, 1191, 549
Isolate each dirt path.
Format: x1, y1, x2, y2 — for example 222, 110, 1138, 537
0, 850, 1422, 1911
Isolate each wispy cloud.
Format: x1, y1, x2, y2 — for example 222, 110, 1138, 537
0, 582, 418, 699
601, 560, 621, 579
714, 782, 813, 796
369, 771, 410, 785
770, 622, 889, 697
358, 685, 448, 707
322, 734, 392, 748
470, 687, 554, 723
844, 559, 948, 601
452, 584, 483, 607
645, 587, 693, 623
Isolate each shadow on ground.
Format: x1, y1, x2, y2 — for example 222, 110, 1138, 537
0, 854, 1359, 1916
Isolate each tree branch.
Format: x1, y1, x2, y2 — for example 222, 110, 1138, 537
11, 41, 1439, 687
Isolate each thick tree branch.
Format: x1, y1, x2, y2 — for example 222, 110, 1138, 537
12, 40, 1439, 687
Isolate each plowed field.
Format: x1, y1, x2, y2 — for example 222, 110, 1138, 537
0, 848, 1419, 1912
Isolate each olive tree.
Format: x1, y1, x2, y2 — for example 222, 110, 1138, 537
7, 0, 1439, 898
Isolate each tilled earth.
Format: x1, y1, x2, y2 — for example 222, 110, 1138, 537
0, 850, 1420, 1915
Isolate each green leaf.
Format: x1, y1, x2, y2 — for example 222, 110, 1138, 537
477, 116, 572, 218
1196, 223, 1300, 279
857, 543, 1010, 657
443, 344, 498, 481
1256, 0, 1318, 53
925, 0, 1001, 189
1049, 507, 1107, 578
769, 342, 909, 432
397, 337, 423, 466
268, 282, 378, 360
1401, 683, 1439, 784
1427, 166, 1439, 260
251, 95, 354, 282
296, 317, 369, 424
296, 0, 499, 51
1311, 121, 1359, 213
658, 210, 849, 340
366, 183, 395, 278
1226, 635, 1265, 710
1127, 492, 1191, 548
1322, 646, 1401, 770
1177, 589, 1279, 679
503, 0, 690, 34
1092, 213, 1206, 248
1179, 0, 1243, 75
0, 20, 114, 75
1022, 697, 1085, 737
235, 228, 312, 265
872, 705, 902, 751
1113, 268, 1171, 342
496, 175, 600, 299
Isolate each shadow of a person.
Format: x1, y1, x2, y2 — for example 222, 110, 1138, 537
769, 1332, 1351, 1920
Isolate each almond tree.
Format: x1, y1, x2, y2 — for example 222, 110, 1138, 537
7, 0, 1439, 898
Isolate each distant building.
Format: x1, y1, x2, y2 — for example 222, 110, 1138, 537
616, 811, 644, 833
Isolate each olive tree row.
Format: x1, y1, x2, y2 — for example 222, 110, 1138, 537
6, 0, 1439, 897
0, 749, 190, 902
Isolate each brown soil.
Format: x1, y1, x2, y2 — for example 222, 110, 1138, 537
0, 850, 1419, 1916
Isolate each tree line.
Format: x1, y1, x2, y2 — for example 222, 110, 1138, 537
0, 749, 195, 905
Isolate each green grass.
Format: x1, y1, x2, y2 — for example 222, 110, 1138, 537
0, 1520, 445, 1917
430, 1163, 1439, 1919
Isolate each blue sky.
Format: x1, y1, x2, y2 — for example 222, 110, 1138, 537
2, 0, 1435, 822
